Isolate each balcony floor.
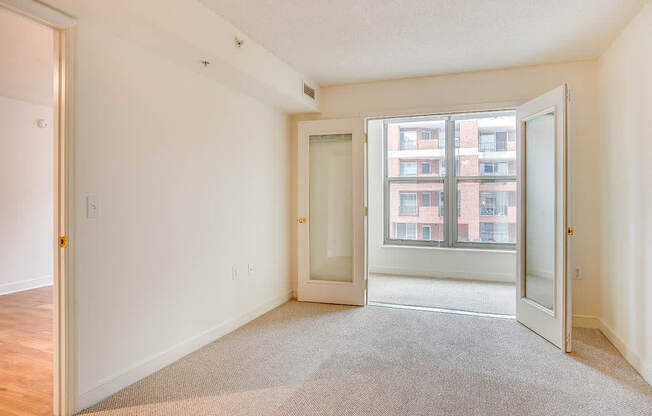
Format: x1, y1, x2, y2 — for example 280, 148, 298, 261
368, 273, 515, 315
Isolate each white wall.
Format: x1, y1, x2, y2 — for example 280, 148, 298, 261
71, 22, 293, 409
597, 0, 652, 385
0, 8, 53, 295
292, 61, 600, 316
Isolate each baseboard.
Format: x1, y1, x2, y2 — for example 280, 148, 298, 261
76, 289, 293, 412
0, 275, 53, 295
369, 266, 514, 283
573, 314, 651, 387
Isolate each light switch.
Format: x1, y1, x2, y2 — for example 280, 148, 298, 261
87, 195, 99, 218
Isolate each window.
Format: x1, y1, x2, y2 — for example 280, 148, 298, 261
421, 192, 432, 207
399, 192, 417, 215
480, 222, 509, 243
479, 191, 509, 216
478, 131, 508, 152
400, 161, 417, 177
400, 130, 417, 150
384, 112, 516, 248
396, 223, 417, 240
421, 130, 432, 140
480, 161, 509, 176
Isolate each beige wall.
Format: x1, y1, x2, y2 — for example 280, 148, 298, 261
291, 61, 601, 318
598, 0, 652, 385
73, 22, 292, 409
0, 8, 53, 295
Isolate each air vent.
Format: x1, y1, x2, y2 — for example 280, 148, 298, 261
303, 82, 315, 100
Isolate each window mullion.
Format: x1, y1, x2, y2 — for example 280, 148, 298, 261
445, 117, 456, 247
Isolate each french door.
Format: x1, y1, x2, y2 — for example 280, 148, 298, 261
516, 85, 571, 351
297, 119, 366, 305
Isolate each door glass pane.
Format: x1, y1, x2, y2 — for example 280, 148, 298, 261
524, 112, 555, 310
309, 134, 353, 282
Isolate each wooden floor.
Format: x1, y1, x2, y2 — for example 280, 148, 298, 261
0, 286, 53, 416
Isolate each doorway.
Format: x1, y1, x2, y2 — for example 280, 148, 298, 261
366, 111, 518, 317
0, 1, 73, 414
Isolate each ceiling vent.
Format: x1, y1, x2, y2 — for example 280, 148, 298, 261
303, 82, 316, 100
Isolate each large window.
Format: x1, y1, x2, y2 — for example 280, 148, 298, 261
384, 111, 516, 248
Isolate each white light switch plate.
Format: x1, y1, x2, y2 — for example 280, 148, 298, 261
87, 195, 99, 218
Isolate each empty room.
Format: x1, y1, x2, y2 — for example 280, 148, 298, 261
1, 0, 651, 415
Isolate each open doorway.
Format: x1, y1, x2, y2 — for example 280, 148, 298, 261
366, 111, 518, 316
0, 6, 58, 415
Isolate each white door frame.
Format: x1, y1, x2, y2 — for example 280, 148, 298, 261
297, 118, 366, 306
0, 1, 77, 414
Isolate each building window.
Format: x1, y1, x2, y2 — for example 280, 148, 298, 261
480, 161, 509, 176
422, 225, 431, 241
479, 191, 509, 216
478, 131, 508, 152
421, 130, 432, 140
396, 223, 417, 240
480, 222, 509, 243
384, 112, 516, 247
400, 130, 417, 150
399, 192, 418, 215
421, 192, 432, 207
400, 161, 417, 177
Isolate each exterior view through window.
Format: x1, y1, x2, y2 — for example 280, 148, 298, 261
383, 111, 517, 248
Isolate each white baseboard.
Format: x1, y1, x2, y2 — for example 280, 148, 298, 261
573, 314, 651, 387
76, 289, 293, 412
0, 275, 53, 295
369, 266, 514, 283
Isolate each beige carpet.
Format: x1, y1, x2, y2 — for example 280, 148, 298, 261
78, 301, 652, 416
369, 274, 516, 315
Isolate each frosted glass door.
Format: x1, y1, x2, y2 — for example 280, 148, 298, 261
297, 119, 365, 306
309, 134, 353, 282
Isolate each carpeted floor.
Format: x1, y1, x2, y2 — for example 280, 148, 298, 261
368, 274, 516, 315
78, 301, 652, 416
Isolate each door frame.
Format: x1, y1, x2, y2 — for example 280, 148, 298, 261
297, 118, 366, 306
0, 1, 77, 414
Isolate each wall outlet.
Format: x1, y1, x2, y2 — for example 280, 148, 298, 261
573, 267, 582, 280
248, 263, 255, 275
232, 264, 239, 280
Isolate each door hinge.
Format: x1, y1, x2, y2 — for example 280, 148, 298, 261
59, 236, 68, 248
364, 206, 368, 217
567, 227, 575, 236
364, 133, 368, 144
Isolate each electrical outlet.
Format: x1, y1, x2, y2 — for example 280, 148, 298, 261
232, 264, 239, 280
573, 267, 582, 280
248, 264, 255, 275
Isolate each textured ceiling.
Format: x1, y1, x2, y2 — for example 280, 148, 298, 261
200, 0, 647, 86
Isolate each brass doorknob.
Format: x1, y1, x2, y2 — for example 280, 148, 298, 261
297, 217, 306, 224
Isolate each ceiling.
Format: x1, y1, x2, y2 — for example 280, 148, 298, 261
199, 0, 647, 86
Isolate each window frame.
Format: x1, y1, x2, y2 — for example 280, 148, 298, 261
383, 111, 517, 250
